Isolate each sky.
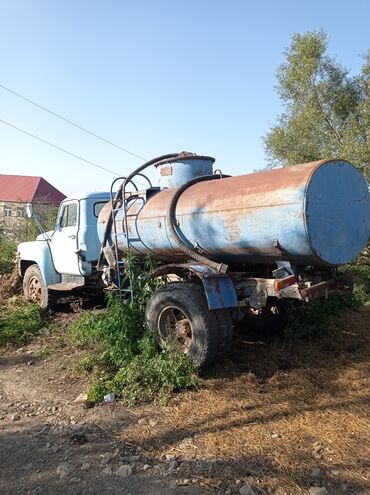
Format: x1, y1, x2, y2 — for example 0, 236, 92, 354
0, 0, 369, 196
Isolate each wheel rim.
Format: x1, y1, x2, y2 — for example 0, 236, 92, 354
28, 275, 43, 303
157, 306, 192, 353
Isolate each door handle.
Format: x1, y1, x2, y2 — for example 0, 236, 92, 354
68, 235, 76, 239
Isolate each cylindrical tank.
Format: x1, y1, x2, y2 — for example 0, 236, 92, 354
98, 159, 370, 267
155, 153, 215, 189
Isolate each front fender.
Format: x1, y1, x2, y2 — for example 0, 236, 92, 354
18, 240, 61, 287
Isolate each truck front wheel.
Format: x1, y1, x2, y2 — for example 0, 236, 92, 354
23, 264, 57, 310
145, 283, 219, 368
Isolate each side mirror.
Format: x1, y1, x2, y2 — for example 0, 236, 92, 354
25, 203, 34, 218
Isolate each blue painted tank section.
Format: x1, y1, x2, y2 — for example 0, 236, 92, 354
156, 156, 215, 189
98, 160, 370, 267
305, 161, 369, 265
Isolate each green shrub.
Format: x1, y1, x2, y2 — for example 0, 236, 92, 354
0, 301, 43, 345
342, 264, 370, 305
70, 254, 198, 407
0, 242, 16, 275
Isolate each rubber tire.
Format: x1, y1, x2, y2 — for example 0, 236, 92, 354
214, 310, 233, 360
191, 283, 233, 360
23, 264, 57, 310
241, 299, 289, 340
145, 282, 219, 368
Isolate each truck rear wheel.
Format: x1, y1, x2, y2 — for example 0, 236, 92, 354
145, 282, 219, 368
23, 264, 57, 310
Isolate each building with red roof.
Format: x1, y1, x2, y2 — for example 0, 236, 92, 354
0, 174, 66, 241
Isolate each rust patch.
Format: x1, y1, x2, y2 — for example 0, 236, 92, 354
160, 166, 173, 176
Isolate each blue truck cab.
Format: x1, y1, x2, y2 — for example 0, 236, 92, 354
18, 191, 110, 308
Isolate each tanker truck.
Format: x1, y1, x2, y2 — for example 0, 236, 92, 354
17, 152, 370, 367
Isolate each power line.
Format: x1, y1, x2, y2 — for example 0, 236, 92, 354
0, 118, 147, 187
0, 83, 147, 162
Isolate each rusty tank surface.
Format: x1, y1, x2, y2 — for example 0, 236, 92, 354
98, 156, 370, 267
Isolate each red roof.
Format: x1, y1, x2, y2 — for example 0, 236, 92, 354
0, 174, 66, 203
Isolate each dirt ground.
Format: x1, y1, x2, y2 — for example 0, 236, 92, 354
0, 304, 369, 495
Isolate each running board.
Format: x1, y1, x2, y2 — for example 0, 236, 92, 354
47, 282, 84, 291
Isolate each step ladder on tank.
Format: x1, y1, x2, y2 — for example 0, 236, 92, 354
99, 153, 193, 302
109, 172, 153, 302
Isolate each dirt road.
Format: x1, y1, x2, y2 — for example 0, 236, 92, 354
1, 307, 369, 495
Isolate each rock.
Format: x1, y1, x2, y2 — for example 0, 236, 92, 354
239, 485, 256, 495
115, 464, 133, 477
169, 459, 179, 471
81, 462, 90, 470
137, 418, 146, 425
331, 469, 340, 476
311, 468, 323, 478
149, 419, 158, 427
56, 462, 71, 479
179, 437, 194, 449
225, 490, 232, 495
10, 414, 20, 421
308, 488, 328, 495
142, 464, 151, 471
101, 466, 113, 476
165, 454, 176, 460
176, 479, 190, 486
73, 393, 87, 404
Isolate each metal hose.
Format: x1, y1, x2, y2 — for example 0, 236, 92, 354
167, 175, 228, 273
98, 153, 182, 268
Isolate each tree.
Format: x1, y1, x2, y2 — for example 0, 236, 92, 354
264, 30, 369, 182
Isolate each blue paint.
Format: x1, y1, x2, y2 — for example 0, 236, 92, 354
305, 161, 370, 265
156, 156, 214, 189
98, 160, 370, 267
201, 275, 238, 310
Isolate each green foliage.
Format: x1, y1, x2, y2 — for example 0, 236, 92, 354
264, 30, 369, 181
0, 301, 43, 345
70, 253, 198, 406
34, 346, 52, 359
342, 263, 370, 305
0, 241, 17, 274
285, 292, 359, 340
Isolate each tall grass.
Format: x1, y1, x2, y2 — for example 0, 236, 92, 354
70, 254, 198, 406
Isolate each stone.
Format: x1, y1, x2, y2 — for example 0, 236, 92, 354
239, 485, 256, 495
101, 466, 113, 475
149, 419, 158, 427
311, 468, 323, 478
81, 462, 90, 470
331, 469, 340, 476
225, 490, 232, 495
142, 464, 151, 471
179, 437, 194, 449
115, 465, 133, 478
10, 414, 20, 421
56, 462, 71, 479
308, 488, 328, 495
169, 459, 179, 471
137, 418, 146, 425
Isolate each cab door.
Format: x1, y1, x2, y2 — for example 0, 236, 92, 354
50, 201, 81, 275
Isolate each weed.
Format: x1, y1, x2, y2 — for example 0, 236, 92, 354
0, 300, 43, 345
70, 253, 198, 406
0, 242, 16, 275
35, 346, 52, 359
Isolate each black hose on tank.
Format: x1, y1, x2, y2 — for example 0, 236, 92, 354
167, 175, 228, 273
98, 153, 182, 268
